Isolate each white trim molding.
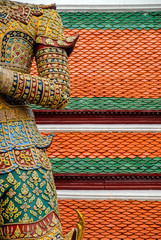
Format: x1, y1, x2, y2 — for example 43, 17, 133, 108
14, 0, 161, 11
38, 124, 161, 132
57, 4, 161, 11
57, 190, 161, 200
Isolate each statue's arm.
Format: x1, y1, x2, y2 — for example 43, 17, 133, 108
0, 9, 78, 109
0, 36, 77, 109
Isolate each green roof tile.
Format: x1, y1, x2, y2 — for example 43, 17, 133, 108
31, 97, 161, 110
59, 12, 161, 30
50, 157, 161, 174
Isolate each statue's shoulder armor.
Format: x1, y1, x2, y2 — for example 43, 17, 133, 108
0, 0, 56, 25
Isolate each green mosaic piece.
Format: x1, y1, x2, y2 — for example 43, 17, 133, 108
31, 97, 161, 110
59, 12, 161, 30
50, 157, 161, 174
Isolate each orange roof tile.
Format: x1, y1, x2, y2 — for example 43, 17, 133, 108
44, 132, 161, 159
31, 59, 38, 76
31, 29, 161, 99
59, 199, 161, 239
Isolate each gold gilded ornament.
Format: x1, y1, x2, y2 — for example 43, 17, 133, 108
13, 225, 24, 238
5, 200, 18, 220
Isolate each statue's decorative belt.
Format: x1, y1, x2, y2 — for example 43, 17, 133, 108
0, 119, 54, 153
0, 147, 52, 173
0, 107, 34, 123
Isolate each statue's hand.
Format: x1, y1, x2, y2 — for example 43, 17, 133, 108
0, 67, 13, 95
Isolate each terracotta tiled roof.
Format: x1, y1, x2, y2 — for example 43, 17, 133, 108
47, 132, 161, 159
42, 132, 161, 173
66, 29, 161, 99
30, 60, 37, 76
59, 199, 161, 239
30, 12, 161, 111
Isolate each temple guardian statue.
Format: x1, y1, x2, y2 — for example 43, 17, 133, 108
0, 0, 85, 239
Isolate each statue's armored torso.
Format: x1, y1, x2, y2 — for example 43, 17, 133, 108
0, 1, 79, 239
0, 1, 57, 172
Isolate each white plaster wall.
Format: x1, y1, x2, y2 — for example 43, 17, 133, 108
57, 190, 161, 200
38, 124, 161, 133
16, 0, 161, 11
17, 0, 161, 5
